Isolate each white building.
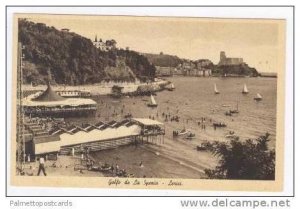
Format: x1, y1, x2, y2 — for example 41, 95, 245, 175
93, 35, 117, 51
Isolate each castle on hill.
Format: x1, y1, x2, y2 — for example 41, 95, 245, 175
218, 51, 244, 66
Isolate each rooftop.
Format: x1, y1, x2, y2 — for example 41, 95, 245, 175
132, 118, 164, 126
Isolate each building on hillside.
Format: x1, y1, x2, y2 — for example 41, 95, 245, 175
155, 66, 177, 77
93, 35, 117, 51
218, 51, 244, 66
179, 60, 212, 77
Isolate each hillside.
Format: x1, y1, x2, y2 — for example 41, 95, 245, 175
143, 52, 183, 68
18, 19, 156, 85
213, 64, 259, 77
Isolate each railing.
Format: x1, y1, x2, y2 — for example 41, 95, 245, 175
141, 129, 165, 136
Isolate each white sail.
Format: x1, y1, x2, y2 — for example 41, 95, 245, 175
243, 84, 249, 93
214, 83, 219, 94
150, 95, 157, 105
257, 93, 262, 99
254, 93, 262, 101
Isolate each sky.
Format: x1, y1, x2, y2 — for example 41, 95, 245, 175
25, 14, 285, 73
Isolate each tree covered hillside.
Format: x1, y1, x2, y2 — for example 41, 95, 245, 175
143, 52, 183, 68
18, 19, 156, 85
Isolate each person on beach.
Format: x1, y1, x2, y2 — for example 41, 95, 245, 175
116, 164, 119, 173
37, 156, 47, 176
111, 165, 114, 174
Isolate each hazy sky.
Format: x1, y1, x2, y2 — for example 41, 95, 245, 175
25, 15, 285, 73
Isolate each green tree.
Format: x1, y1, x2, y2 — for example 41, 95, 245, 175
204, 133, 275, 180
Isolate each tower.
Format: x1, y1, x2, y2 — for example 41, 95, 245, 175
95, 35, 97, 42
220, 51, 226, 62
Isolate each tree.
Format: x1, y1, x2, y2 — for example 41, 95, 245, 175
204, 133, 275, 180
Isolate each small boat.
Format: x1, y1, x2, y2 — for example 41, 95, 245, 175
178, 128, 188, 136
225, 111, 232, 116
225, 131, 238, 139
230, 109, 239, 114
196, 144, 207, 151
213, 122, 227, 127
229, 101, 239, 114
214, 83, 220, 94
185, 132, 196, 140
254, 93, 263, 101
225, 134, 239, 139
147, 95, 158, 107
222, 104, 231, 107
242, 84, 249, 94
167, 83, 175, 91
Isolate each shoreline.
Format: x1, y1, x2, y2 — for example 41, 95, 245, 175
21, 76, 277, 96
22, 79, 169, 96
21, 144, 207, 179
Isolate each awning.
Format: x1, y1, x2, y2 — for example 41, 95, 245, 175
132, 118, 163, 126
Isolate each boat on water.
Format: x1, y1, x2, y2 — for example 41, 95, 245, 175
147, 94, 158, 107
230, 101, 239, 114
225, 131, 239, 139
213, 122, 227, 128
196, 141, 210, 151
254, 93, 263, 101
185, 132, 196, 140
225, 134, 239, 139
214, 83, 220, 94
242, 84, 249, 94
222, 104, 231, 107
196, 145, 207, 151
225, 101, 239, 115
173, 128, 188, 137
178, 128, 188, 136
166, 83, 175, 91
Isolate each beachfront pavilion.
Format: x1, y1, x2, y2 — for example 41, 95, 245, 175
131, 118, 165, 144
22, 83, 97, 117
32, 120, 142, 157
28, 118, 165, 158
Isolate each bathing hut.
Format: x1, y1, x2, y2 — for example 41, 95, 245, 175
28, 118, 165, 158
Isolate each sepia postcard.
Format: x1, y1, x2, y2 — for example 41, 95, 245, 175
10, 13, 286, 191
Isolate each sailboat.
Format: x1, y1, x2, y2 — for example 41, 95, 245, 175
242, 84, 249, 94
230, 101, 239, 114
214, 83, 220, 94
166, 83, 175, 91
254, 93, 263, 101
148, 94, 158, 107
